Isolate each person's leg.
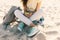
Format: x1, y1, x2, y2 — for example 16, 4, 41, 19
2, 6, 17, 30
3, 13, 15, 30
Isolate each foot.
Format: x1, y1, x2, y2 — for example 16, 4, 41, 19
26, 26, 39, 37
17, 22, 25, 31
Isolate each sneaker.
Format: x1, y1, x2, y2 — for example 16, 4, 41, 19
27, 26, 39, 37
17, 22, 25, 31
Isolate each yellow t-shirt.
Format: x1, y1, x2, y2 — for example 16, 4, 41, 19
20, 0, 41, 11
27, 0, 41, 11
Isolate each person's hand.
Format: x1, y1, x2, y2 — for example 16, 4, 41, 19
30, 23, 36, 27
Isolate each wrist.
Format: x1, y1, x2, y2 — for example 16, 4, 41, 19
30, 23, 35, 27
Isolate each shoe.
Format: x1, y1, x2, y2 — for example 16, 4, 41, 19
27, 26, 39, 37
17, 22, 25, 31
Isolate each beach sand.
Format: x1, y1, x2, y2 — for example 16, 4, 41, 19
0, 0, 60, 40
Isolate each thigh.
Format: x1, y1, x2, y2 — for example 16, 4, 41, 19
3, 13, 15, 24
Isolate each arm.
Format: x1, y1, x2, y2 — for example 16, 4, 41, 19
24, 1, 41, 27
29, 1, 41, 27
35, 1, 41, 11
30, 1, 42, 27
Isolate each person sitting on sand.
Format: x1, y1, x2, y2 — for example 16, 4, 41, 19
14, 0, 43, 37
